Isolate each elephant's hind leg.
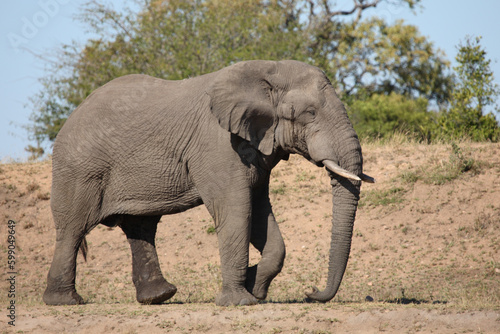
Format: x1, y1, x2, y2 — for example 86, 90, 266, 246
120, 215, 177, 304
43, 218, 86, 305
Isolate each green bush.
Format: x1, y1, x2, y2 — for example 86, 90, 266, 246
348, 93, 434, 141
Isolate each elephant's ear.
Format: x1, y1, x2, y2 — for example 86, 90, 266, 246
208, 61, 278, 155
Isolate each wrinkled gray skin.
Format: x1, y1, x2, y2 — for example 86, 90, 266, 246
43, 60, 370, 306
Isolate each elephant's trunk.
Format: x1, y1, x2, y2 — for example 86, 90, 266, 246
306, 143, 361, 303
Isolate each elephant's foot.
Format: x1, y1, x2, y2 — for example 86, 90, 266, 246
215, 287, 258, 306
245, 265, 272, 300
135, 278, 177, 304
43, 288, 84, 305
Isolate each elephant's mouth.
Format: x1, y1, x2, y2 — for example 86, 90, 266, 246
322, 159, 375, 183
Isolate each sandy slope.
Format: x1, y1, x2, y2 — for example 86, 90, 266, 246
1, 142, 499, 333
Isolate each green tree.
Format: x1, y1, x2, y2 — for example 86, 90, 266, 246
438, 36, 500, 141
28, 0, 453, 148
309, 16, 452, 104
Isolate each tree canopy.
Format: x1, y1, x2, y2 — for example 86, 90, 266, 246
26, 0, 499, 157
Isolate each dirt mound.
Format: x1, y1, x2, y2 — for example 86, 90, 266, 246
1, 142, 499, 333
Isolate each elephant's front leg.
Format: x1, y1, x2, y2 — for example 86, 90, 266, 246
213, 198, 258, 306
120, 215, 177, 304
246, 186, 286, 300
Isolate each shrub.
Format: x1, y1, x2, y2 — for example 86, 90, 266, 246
348, 93, 434, 141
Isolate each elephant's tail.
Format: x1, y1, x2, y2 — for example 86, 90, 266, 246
79, 237, 88, 262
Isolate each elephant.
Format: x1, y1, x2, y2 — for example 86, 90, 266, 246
43, 60, 374, 307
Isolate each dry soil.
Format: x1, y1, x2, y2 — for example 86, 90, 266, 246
1, 141, 499, 333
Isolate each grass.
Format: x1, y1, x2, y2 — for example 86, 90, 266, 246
359, 131, 428, 147
423, 142, 479, 185
26, 181, 41, 193
359, 187, 407, 207
392, 142, 481, 187
270, 182, 287, 195
295, 171, 316, 182
37, 192, 51, 200
399, 170, 420, 185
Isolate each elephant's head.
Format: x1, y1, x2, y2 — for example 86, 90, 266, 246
208, 60, 374, 302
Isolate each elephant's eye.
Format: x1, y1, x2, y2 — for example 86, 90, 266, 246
306, 108, 316, 117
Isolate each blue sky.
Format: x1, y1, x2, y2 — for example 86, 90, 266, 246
1, 0, 499, 161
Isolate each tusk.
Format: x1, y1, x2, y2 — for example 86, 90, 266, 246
323, 160, 375, 183
361, 173, 376, 183
322, 160, 361, 181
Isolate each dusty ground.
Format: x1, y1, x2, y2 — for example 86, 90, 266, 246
1, 141, 499, 333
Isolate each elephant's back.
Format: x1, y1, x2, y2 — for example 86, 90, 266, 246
60, 74, 174, 131
52, 72, 214, 184
54, 74, 189, 160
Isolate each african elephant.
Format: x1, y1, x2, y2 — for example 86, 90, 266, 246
43, 60, 374, 307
